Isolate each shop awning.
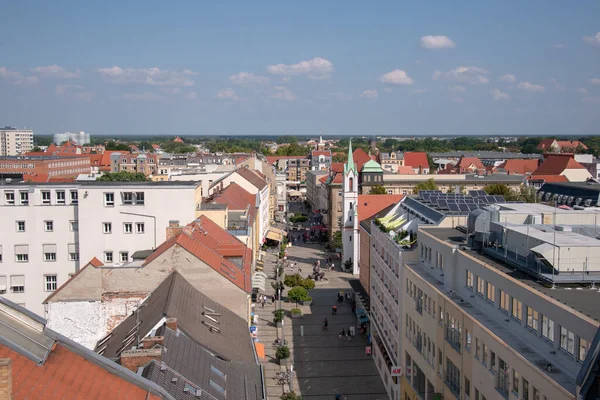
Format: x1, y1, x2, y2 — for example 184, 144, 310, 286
255, 259, 264, 271
266, 227, 287, 242
287, 190, 302, 197
359, 316, 370, 323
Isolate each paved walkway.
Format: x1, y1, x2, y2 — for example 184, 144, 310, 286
255, 239, 388, 400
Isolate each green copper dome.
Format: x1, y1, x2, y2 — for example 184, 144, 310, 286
361, 159, 383, 173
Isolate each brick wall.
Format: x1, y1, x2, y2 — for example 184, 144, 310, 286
119, 348, 162, 372
0, 358, 12, 400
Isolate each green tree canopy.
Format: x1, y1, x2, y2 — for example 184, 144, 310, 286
287, 286, 311, 307
274, 143, 310, 156
97, 171, 150, 182
332, 152, 347, 163
138, 141, 154, 152
368, 185, 387, 195
484, 183, 512, 197
105, 141, 131, 151
280, 391, 302, 400
413, 178, 438, 194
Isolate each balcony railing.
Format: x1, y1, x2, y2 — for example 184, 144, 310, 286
444, 375, 460, 398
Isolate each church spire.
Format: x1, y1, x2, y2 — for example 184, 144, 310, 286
345, 138, 357, 174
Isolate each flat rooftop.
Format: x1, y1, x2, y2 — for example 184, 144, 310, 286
422, 227, 600, 322
0, 180, 199, 187
0, 155, 84, 161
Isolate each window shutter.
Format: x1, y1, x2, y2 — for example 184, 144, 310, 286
11, 275, 25, 286
0, 276, 6, 291
68, 244, 77, 253
43, 244, 57, 253
14, 245, 29, 255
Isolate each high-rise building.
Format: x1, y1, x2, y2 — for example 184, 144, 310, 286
52, 131, 91, 145
0, 127, 34, 156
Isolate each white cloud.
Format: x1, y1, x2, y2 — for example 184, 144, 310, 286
267, 57, 333, 80
499, 74, 516, 83
379, 69, 414, 85
412, 88, 428, 94
271, 86, 296, 101
548, 78, 565, 92
185, 92, 197, 100
552, 44, 565, 49
517, 82, 545, 93
490, 88, 510, 101
589, 78, 600, 85
432, 66, 490, 84
215, 88, 240, 101
583, 32, 600, 46
31, 65, 81, 79
98, 66, 196, 87
448, 85, 466, 93
420, 35, 456, 49
122, 92, 162, 101
0, 66, 39, 85
229, 72, 269, 85
577, 88, 589, 94
361, 90, 378, 100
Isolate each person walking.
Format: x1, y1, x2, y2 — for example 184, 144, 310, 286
322, 318, 328, 332
271, 294, 275, 304
332, 305, 337, 315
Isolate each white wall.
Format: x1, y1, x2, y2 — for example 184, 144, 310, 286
169, 170, 229, 197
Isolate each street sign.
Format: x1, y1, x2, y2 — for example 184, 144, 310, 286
391, 366, 403, 377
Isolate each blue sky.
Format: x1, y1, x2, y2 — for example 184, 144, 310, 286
1, 0, 599, 136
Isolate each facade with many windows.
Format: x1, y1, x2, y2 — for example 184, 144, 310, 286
0, 181, 200, 315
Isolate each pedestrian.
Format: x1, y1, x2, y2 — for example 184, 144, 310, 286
261, 298, 265, 308
271, 294, 275, 304
341, 328, 346, 338
338, 331, 342, 340
332, 305, 337, 315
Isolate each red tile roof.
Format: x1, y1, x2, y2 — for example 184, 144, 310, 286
213, 182, 255, 210
358, 195, 404, 222
353, 148, 371, 172
0, 343, 161, 400
319, 175, 328, 183
151, 144, 161, 150
556, 140, 588, 150
311, 150, 331, 157
527, 175, 569, 183
455, 156, 485, 172
144, 216, 252, 292
532, 154, 586, 176
403, 152, 429, 170
173, 136, 184, 143
235, 167, 267, 190
397, 166, 416, 174
497, 159, 539, 175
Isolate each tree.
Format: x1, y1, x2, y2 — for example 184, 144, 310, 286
138, 141, 154, 152
105, 141, 131, 151
332, 152, 347, 163
281, 392, 303, 400
284, 274, 303, 288
275, 346, 290, 359
368, 185, 387, 195
484, 184, 512, 197
330, 231, 342, 251
31, 146, 42, 152
413, 178, 438, 194
287, 286, 311, 307
97, 171, 150, 182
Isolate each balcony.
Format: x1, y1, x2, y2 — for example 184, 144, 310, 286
444, 375, 460, 398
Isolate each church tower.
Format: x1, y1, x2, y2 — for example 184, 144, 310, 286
342, 139, 360, 275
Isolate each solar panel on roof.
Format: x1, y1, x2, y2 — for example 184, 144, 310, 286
467, 203, 479, 211
458, 203, 469, 212
448, 203, 460, 211
437, 199, 449, 209
493, 195, 506, 203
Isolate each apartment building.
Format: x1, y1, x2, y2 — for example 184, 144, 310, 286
0, 127, 34, 156
399, 204, 600, 400
111, 152, 160, 176
0, 180, 200, 315
287, 158, 310, 184
0, 155, 91, 179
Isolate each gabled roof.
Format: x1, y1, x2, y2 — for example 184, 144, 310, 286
497, 159, 539, 174
235, 167, 267, 190
143, 216, 252, 293
0, 297, 170, 400
397, 166, 416, 174
403, 152, 429, 169
173, 136, 184, 143
311, 150, 331, 157
556, 140, 588, 150
361, 159, 383, 173
532, 154, 586, 176
212, 182, 256, 212
455, 156, 485, 171
353, 147, 371, 172
537, 138, 556, 151
357, 194, 404, 222
527, 175, 569, 183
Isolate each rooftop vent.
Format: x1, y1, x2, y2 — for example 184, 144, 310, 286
554, 225, 572, 232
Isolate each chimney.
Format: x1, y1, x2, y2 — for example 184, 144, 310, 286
119, 348, 162, 372
142, 336, 164, 349
166, 221, 182, 240
0, 358, 12, 400
166, 318, 178, 332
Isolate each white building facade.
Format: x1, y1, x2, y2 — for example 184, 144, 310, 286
342, 142, 359, 275
52, 131, 91, 145
0, 181, 200, 316
0, 127, 34, 156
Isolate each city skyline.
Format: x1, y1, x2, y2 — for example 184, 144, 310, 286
1, 0, 599, 135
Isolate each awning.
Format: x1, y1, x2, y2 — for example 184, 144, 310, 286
288, 190, 302, 197
266, 227, 287, 242
359, 316, 370, 323
255, 259, 264, 271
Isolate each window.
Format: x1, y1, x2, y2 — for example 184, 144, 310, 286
511, 298, 522, 320
20, 191, 29, 205
44, 252, 56, 261
482, 343, 488, 365
0, 245, 2, 263
476, 277, 485, 296
45, 275, 57, 292
0, 276, 5, 293
136, 222, 145, 234
533, 387, 540, 400
69, 252, 79, 261
465, 377, 471, 398
523, 379, 529, 400
16, 221, 25, 232
490, 350, 496, 371
475, 338, 480, 358
120, 251, 129, 262
500, 291, 509, 312
104, 251, 113, 263
561, 327, 575, 354
42, 190, 51, 204
445, 358, 461, 396
70, 220, 78, 231
542, 315, 554, 342
122, 192, 133, 204
103, 222, 112, 234
10, 275, 25, 293
580, 338, 590, 362
445, 313, 462, 351
527, 307, 539, 331
104, 192, 115, 206
466, 270, 474, 287
56, 190, 66, 204
45, 220, 54, 232
5, 191, 15, 205
135, 192, 145, 205
124, 223, 133, 234
486, 282, 495, 302
512, 369, 520, 395
15, 245, 28, 262
70, 190, 78, 204
498, 358, 509, 395
465, 328, 472, 350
